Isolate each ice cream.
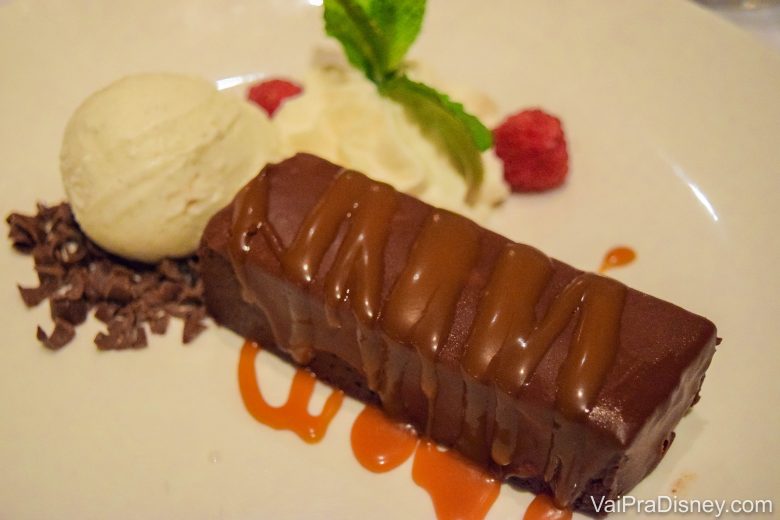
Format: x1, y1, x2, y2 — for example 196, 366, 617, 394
273, 59, 509, 221
60, 73, 280, 263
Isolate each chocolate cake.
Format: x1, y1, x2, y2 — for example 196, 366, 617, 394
199, 153, 718, 511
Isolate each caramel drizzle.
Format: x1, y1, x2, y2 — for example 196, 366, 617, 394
459, 244, 625, 467
381, 211, 480, 430
351, 404, 417, 473
461, 244, 554, 381
599, 246, 636, 273
230, 164, 626, 475
350, 403, 501, 519
412, 440, 501, 520
230, 174, 283, 261
461, 243, 554, 465
238, 341, 344, 443
523, 494, 573, 520
230, 169, 397, 365
489, 273, 626, 420
282, 170, 397, 324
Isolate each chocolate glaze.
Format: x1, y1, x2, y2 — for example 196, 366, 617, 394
200, 154, 718, 511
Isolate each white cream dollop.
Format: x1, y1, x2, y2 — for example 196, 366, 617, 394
61, 73, 281, 263
273, 64, 508, 221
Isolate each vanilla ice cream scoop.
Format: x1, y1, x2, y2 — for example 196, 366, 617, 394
61, 73, 280, 263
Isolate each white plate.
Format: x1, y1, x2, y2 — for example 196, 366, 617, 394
1, 1, 779, 518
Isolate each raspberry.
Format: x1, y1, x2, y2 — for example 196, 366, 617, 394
493, 109, 569, 192
247, 78, 303, 116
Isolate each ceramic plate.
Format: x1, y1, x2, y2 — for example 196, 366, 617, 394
1, 0, 779, 518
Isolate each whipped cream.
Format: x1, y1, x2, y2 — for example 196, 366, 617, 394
273, 60, 508, 221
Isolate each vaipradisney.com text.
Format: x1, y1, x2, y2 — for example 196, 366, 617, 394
591, 495, 773, 517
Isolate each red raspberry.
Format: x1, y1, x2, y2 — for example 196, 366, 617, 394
247, 78, 303, 116
493, 109, 569, 192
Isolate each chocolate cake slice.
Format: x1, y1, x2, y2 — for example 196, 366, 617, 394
199, 153, 718, 511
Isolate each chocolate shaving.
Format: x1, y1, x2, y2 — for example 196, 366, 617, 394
93, 302, 119, 323
183, 306, 207, 344
36, 319, 75, 350
18, 279, 58, 307
50, 297, 88, 325
149, 312, 170, 335
7, 212, 42, 251
6, 203, 208, 350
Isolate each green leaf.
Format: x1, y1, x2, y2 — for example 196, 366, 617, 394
323, 0, 492, 193
323, 0, 386, 83
323, 0, 425, 83
367, 0, 425, 72
380, 76, 493, 195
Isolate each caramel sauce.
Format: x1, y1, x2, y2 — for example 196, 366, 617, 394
382, 210, 480, 432
523, 495, 573, 520
459, 243, 625, 489
237, 341, 343, 443
351, 404, 417, 473
460, 243, 553, 465
599, 246, 636, 273
490, 273, 626, 421
284, 170, 398, 326
413, 441, 501, 520
230, 164, 631, 508
348, 403, 574, 519
350, 404, 504, 519
230, 172, 282, 261
461, 244, 553, 381
230, 168, 398, 366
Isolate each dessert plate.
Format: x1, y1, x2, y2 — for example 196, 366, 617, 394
1, 0, 779, 518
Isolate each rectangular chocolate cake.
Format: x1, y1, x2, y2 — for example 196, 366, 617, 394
199, 153, 718, 511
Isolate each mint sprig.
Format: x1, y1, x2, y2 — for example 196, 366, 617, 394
323, 0, 492, 194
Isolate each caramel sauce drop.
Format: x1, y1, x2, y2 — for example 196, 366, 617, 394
599, 246, 636, 273
238, 341, 344, 443
412, 441, 501, 520
351, 405, 418, 473
523, 495, 573, 520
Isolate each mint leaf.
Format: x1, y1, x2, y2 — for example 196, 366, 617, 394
323, 0, 425, 83
367, 0, 425, 72
381, 76, 492, 193
323, 0, 492, 194
324, 0, 385, 83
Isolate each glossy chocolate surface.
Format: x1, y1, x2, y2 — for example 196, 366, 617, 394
200, 154, 718, 509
